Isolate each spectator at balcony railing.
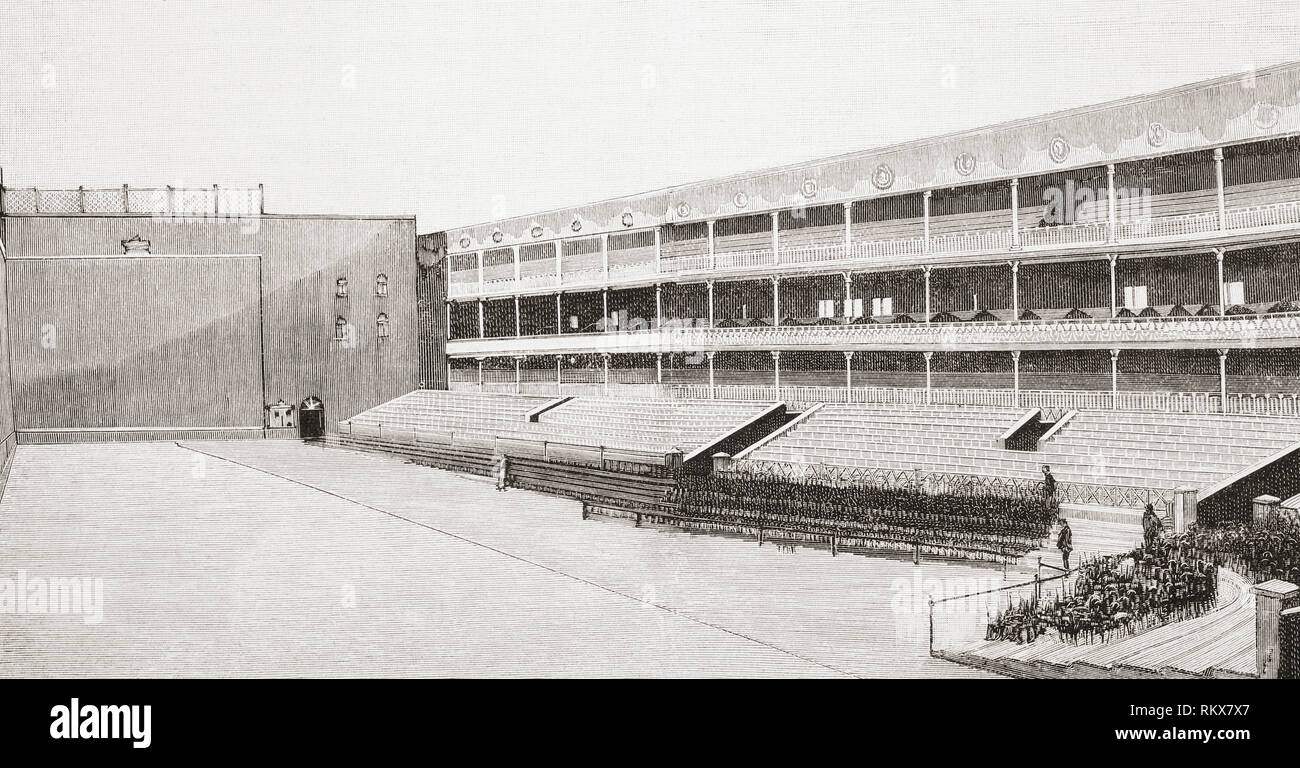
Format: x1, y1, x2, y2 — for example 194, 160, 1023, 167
1042, 465, 1059, 512
1064, 308, 1091, 319
1225, 304, 1257, 316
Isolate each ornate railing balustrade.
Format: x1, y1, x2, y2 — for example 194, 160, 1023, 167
442, 196, 1300, 300
664, 384, 1300, 416
447, 311, 1300, 356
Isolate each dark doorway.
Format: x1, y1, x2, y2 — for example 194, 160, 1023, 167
299, 396, 325, 439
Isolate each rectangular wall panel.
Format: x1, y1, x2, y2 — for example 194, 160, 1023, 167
7, 256, 263, 429
2, 214, 419, 431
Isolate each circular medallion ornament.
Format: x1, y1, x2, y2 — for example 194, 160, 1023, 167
621, 212, 634, 227
800, 179, 818, 198
530, 225, 544, 238
871, 164, 895, 190
733, 191, 749, 209
1254, 102, 1281, 129
458, 236, 471, 249
491, 230, 504, 243
676, 201, 691, 218
1146, 122, 1167, 147
954, 152, 976, 176
570, 219, 582, 233
1049, 136, 1070, 163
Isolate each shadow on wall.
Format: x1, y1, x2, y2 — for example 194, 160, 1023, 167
12, 306, 263, 430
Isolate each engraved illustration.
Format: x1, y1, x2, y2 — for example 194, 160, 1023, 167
2, 1, 1298, 684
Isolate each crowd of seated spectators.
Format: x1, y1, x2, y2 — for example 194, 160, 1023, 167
986, 539, 1218, 645
1171, 514, 1300, 584
667, 469, 1057, 560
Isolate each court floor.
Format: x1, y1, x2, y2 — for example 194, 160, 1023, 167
0, 439, 997, 678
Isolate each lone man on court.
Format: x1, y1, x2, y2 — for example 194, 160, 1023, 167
1057, 517, 1073, 571
493, 453, 509, 492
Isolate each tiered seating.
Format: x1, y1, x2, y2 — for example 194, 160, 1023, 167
560, 237, 602, 278
341, 391, 772, 455
928, 207, 1015, 235
607, 231, 656, 274
744, 404, 1027, 476
660, 233, 707, 268
780, 222, 845, 251
1040, 411, 1298, 489
852, 214, 923, 242
480, 248, 514, 283
537, 397, 768, 452
713, 229, 771, 255
742, 402, 1300, 493
1223, 176, 1300, 210
344, 390, 551, 434
1125, 187, 1216, 220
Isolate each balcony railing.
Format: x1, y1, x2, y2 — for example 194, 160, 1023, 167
446, 195, 1300, 299
559, 267, 606, 288
1224, 199, 1300, 230
660, 255, 711, 274
1114, 210, 1219, 240
663, 384, 1300, 416
446, 311, 1300, 355
852, 236, 926, 260
448, 280, 480, 298
715, 248, 777, 270
1017, 221, 1107, 248
607, 261, 657, 281
782, 243, 847, 264
930, 228, 1014, 254
521, 273, 559, 290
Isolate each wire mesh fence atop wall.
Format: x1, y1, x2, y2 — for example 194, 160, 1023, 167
2, 185, 262, 216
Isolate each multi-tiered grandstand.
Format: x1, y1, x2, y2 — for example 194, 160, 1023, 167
436, 63, 1300, 417
375, 63, 1300, 542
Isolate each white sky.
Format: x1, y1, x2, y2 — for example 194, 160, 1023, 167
1, 0, 1297, 233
